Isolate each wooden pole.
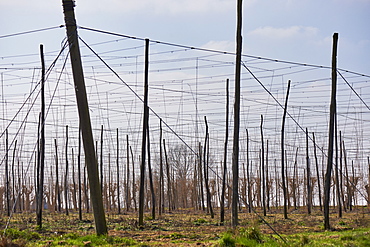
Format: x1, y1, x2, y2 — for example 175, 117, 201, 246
306, 128, 312, 214
130, 146, 137, 211
138, 38, 150, 226
260, 115, 266, 216
62, 0, 107, 235
312, 132, 322, 211
368, 156, 370, 211
232, 0, 243, 227
125, 134, 130, 211
65, 125, 69, 216
100, 125, 104, 194
147, 126, 156, 219
246, 129, 252, 213
5, 129, 10, 216
220, 78, 229, 223
78, 127, 82, 220
324, 33, 338, 230
203, 116, 214, 218
293, 147, 298, 209
334, 116, 342, 217
116, 129, 121, 214
11, 140, 17, 212
266, 139, 269, 211
163, 139, 171, 212
159, 121, 164, 215
281, 80, 291, 219
36, 44, 45, 227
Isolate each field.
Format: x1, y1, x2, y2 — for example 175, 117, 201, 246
1, 207, 370, 246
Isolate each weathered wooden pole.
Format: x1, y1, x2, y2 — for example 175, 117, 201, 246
163, 139, 171, 211
246, 129, 252, 213
260, 115, 266, 216
339, 131, 346, 212
159, 121, 164, 215
138, 38, 150, 226
293, 147, 298, 209
5, 129, 10, 216
324, 32, 338, 230
78, 128, 82, 220
266, 139, 270, 211
100, 125, 104, 194
147, 126, 156, 219
65, 125, 69, 216
368, 156, 370, 211
203, 116, 214, 218
130, 146, 137, 211
116, 129, 121, 214
306, 128, 312, 214
232, 0, 243, 227
36, 44, 45, 227
312, 132, 322, 211
220, 78, 229, 224
11, 140, 17, 212
54, 139, 61, 212
281, 80, 291, 219
125, 134, 130, 211
62, 0, 107, 235
334, 116, 342, 217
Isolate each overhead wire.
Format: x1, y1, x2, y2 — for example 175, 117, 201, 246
0, 26, 64, 39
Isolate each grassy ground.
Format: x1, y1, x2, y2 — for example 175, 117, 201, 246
0, 207, 369, 246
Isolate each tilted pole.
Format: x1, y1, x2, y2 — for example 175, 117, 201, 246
324, 33, 338, 230
62, 0, 107, 235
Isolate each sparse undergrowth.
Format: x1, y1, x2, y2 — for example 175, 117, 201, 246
0, 207, 369, 246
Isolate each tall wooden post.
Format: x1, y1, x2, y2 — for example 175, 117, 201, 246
324, 33, 338, 230
260, 115, 266, 216
116, 129, 121, 214
5, 129, 10, 216
220, 79, 229, 223
65, 125, 69, 216
159, 121, 164, 215
312, 132, 322, 211
55, 139, 61, 212
100, 125, 104, 193
147, 126, 156, 219
334, 116, 342, 217
126, 134, 130, 211
232, 0, 243, 227
138, 38, 150, 226
78, 127, 82, 220
62, 0, 107, 235
36, 44, 45, 227
306, 128, 312, 214
203, 116, 214, 218
281, 80, 291, 219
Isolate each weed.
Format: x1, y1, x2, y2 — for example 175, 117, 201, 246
168, 232, 186, 239
338, 220, 346, 226
114, 237, 137, 245
242, 226, 263, 243
1, 228, 41, 241
193, 218, 207, 225
218, 232, 236, 247
340, 235, 355, 241
300, 235, 310, 245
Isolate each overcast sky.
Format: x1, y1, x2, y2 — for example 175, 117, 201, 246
1, 0, 369, 74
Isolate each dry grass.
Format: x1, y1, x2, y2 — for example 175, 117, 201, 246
0, 206, 369, 246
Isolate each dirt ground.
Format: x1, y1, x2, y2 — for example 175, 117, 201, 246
1, 206, 369, 246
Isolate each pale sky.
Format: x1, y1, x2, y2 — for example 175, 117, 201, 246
0, 0, 369, 176
1, 0, 369, 73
